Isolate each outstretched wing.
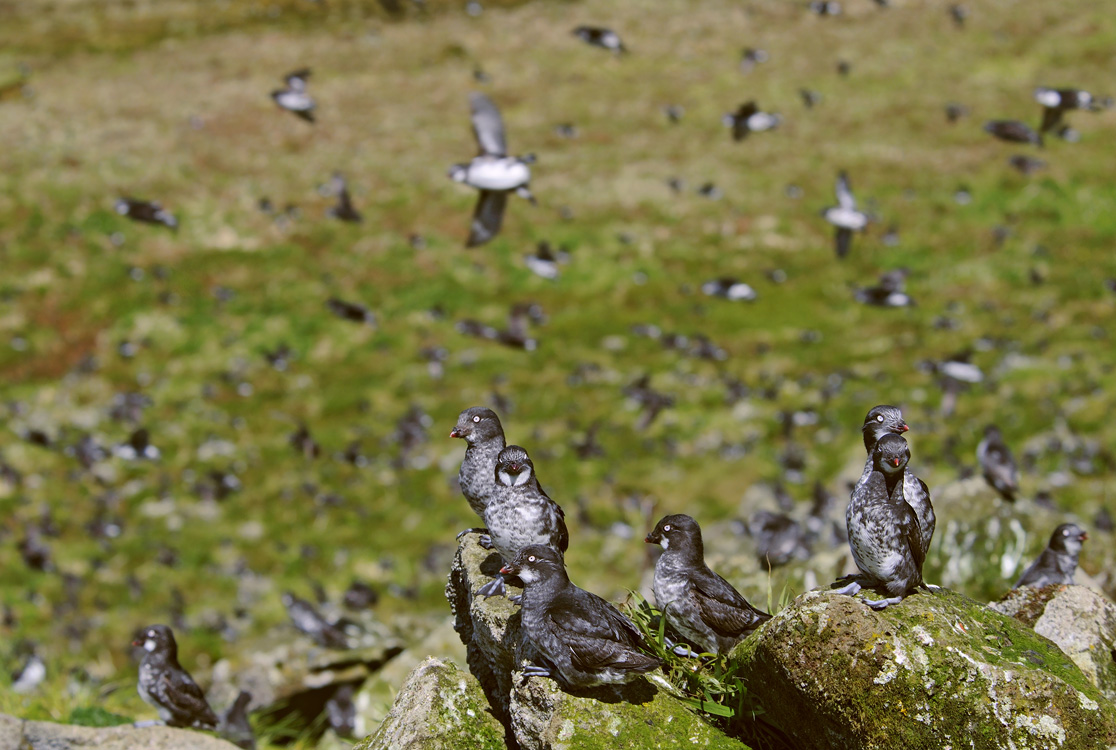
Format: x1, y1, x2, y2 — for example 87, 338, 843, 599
835, 171, 856, 210
467, 190, 507, 247
470, 92, 507, 157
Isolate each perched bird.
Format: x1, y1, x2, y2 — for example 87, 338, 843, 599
722, 101, 781, 141
945, 102, 969, 123
1034, 87, 1099, 135
115, 198, 178, 230
934, 353, 984, 417
622, 374, 674, 429
800, 88, 822, 108
289, 423, 321, 459
342, 580, 379, 611
949, 4, 967, 27
523, 241, 569, 280
835, 434, 926, 609
479, 444, 568, 597
739, 47, 769, 73
855, 405, 934, 559
984, 120, 1041, 146
218, 690, 256, 750
501, 545, 661, 688
280, 592, 349, 649
10, 644, 46, 694
1008, 154, 1046, 175
701, 277, 757, 302
1014, 523, 1088, 588
133, 624, 219, 729
822, 171, 869, 259
572, 26, 626, 54
855, 268, 914, 308
746, 510, 811, 567
115, 427, 161, 460
326, 172, 362, 223
978, 425, 1019, 502
325, 683, 357, 738
662, 104, 684, 123
448, 92, 536, 247
450, 406, 507, 521
271, 69, 315, 123
326, 297, 375, 325
809, 1, 842, 16
646, 514, 770, 655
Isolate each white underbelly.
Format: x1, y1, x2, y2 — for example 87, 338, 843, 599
826, 207, 867, 230
466, 158, 530, 190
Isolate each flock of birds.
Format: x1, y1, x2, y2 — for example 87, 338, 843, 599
52, 400, 1087, 736
4, 1, 1112, 745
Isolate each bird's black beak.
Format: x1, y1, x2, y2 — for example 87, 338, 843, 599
500, 563, 518, 575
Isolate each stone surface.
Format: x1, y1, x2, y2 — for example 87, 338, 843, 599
446, 532, 749, 750
731, 587, 1116, 750
991, 584, 1116, 702
354, 657, 505, 750
1, 711, 240, 749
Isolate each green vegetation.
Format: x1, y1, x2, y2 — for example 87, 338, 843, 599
0, 0, 1114, 746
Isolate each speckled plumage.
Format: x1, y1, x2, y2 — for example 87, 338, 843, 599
134, 624, 218, 729
856, 405, 935, 559
1014, 523, 1087, 588
478, 445, 568, 598
502, 545, 661, 688
450, 407, 507, 520
646, 514, 770, 655
843, 434, 925, 608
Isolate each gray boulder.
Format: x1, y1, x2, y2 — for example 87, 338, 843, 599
0, 711, 240, 749
354, 657, 505, 750
991, 584, 1116, 702
731, 587, 1116, 750
445, 532, 749, 750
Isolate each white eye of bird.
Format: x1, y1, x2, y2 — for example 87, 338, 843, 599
528, 555, 536, 562
473, 415, 480, 423
663, 524, 671, 532
148, 630, 155, 637
876, 415, 884, 422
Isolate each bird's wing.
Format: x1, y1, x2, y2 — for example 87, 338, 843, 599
467, 190, 507, 247
835, 227, 852, 259
1039, 107, 1063, 134
692, 571, 766, 637
896, 501, 925, 573
835, 171, 856, 210
547, 596, 656, 671
470, 92, 507, 156
158, 670, 217, 727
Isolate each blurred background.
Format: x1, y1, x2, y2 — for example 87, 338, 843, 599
0, 0, 1113, 746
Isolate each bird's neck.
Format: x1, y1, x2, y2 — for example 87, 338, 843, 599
881, 468, 904, 499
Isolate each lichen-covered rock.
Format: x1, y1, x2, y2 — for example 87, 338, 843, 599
447, 532, 749, 750
731, 587, 1116, 750
354, 657, 505, 750
1, 711, 240, 749
991, 584, 1116, 702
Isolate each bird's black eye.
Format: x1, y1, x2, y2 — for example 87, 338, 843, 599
663, 524, 671, 532
876, 415, 884, 422
473, 415, 481, 423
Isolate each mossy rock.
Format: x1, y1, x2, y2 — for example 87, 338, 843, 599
731, 587, 1116, 750
354, 657, 505, 750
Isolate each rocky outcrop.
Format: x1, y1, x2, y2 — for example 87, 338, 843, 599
991, 584, 1116, 702
730, 587, 1116, 750
0, 711, 240, 749
442, 532, 749, 749
354, 657, 505, 750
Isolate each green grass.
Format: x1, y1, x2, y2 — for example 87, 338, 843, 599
1, 0, 1115, 744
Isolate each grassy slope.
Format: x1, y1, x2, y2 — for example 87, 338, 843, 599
0, 0, 1114, 742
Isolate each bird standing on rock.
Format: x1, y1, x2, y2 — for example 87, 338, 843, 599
133, 624, 218, 729
977, 424, 1019, 502
857, 405, 935, 559
1013, 523, 1088, 588
271, 69, 315, 123
646, 514, 770, 656
501, 545, 661, 688
479, 445, 568, 598
835, 434, 926, 609
281, 592, 349, 649
450, 407, 507, 524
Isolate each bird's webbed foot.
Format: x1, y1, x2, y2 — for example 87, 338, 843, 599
861, 595, 903, 610
477, 574, 506, 598
830, 579, 863, 596
456, 527, 489, 541
520, 664, 552, 685
132, 720, 164, 728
